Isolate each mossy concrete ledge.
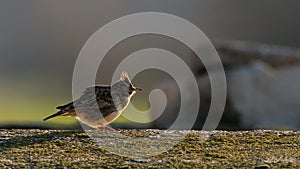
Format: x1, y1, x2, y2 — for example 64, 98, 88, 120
0, 129, 299, 168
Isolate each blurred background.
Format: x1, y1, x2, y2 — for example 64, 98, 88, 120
1, 0, 300, 130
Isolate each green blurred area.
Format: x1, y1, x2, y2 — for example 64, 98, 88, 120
0, 77, 74, 126
0, 76, 151, 128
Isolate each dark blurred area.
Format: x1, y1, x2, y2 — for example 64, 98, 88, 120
1, 1, 300, 130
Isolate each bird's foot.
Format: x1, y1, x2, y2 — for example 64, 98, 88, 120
101, 125, 116, 131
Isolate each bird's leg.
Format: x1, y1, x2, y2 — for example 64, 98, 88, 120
101, 125, 115, 131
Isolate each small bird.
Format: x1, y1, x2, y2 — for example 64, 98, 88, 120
43, 72, 142, 130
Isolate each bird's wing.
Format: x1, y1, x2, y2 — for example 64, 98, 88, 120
54, 86, 116, 118
56, 101, 74, 111
77, 86, 114, 109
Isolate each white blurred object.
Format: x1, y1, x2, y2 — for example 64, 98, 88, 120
228, 61, 300, 129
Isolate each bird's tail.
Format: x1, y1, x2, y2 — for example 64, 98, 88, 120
43, 101, 75, 121
43, 110, 66, 121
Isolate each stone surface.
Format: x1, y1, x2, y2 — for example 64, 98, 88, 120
0, 129, 299, 168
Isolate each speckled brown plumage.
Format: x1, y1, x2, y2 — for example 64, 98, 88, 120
43, 72, 142, 129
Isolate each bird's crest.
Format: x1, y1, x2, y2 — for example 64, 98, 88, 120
120, 71, 131, 84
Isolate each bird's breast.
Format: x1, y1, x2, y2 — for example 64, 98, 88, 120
112, 96, 130, 112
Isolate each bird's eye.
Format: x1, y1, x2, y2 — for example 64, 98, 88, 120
130, 85, 134, 90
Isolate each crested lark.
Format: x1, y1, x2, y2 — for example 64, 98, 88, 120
43, 72, 142, 129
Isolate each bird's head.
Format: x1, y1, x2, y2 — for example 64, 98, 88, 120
113, 72, 143, 97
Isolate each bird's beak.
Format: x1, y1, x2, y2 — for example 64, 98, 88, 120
133, 87, 143, 92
